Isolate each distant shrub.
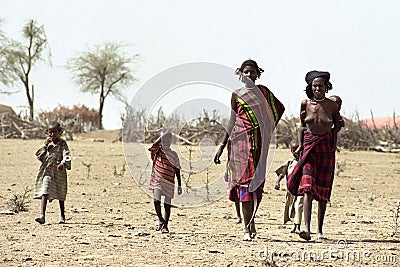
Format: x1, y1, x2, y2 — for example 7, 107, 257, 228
38, 104, 100, 133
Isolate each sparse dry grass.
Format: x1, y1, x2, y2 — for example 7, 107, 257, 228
6, 186, 32, 213
0, 131, 399, 267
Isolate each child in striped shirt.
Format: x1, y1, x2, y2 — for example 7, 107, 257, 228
149, 131, 182, 233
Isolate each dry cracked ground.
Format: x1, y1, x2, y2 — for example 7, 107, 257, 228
0, 130, 399, 267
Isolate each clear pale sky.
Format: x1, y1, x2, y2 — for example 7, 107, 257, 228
1, 0, 399, 129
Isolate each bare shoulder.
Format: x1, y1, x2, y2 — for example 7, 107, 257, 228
300, 99, 309, 108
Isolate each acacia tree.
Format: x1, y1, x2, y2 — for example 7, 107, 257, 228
0, 19, 51, 120
67, 42, 138, 130
0, 20, 8, 93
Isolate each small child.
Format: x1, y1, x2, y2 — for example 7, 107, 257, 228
329, 95, 342, 112
329, 95, 345, 151
234, 197, 242, 224
223, 158, 241, 224
274, 138, 303, 233
149, 131, 182, 233
329, 95, 344, 128
34, 121, 71, 224
230, 190, 242, 224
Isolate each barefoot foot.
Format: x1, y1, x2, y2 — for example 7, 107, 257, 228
156, 220, 164, 231
250, 221, 256, 239
35, 216, 45, 224
243, 232, 251, 241
161, 225, 169, 234
291, 224, 301, 234
299, 231, 311, 241
317, 233, 327, 241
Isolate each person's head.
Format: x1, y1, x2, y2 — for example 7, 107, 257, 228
305, 70, 332, 99
329, 95, 342, 111
289, 138, 299, 158
46, 121, 63, 140
235, 59, 264, 83
161, 132, 173, 147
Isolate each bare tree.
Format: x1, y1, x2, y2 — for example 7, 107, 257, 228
66, 42, 138, 130
0, 19, 51, 120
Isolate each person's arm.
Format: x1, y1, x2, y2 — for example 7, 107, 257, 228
295, 100, 308, 156
275, 173, 285, 190
35, 147, 47, 162
338, 113, 345, 128
299, 100, 307, 128
331, 103, 342, 151
294, 126, 306, 157
35, 137, 51, 162
153, 135, 163, 146
332, 107, 342, 132
214, 92, 237, 164
58, 141, 71, 171
274, 161, 289, 190
148, 131, 166, 160
175, 168, 182, 195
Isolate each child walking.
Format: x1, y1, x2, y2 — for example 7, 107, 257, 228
224, 165, 242, 224
149, 131, 182, 233
34, 121, 71, 224
275, 138, 304, 233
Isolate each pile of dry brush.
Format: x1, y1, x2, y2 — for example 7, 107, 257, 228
0, 104, 99, 140
2, 102, 399, 152
122, 106, 227, 145
123, 105, 400, 152
276, 114, 400, 152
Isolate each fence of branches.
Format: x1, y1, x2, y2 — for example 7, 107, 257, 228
0, 104, 99, 140
122, 106, 228, 145
122, 105, 399, 152
276, 114, 400, 151
1, 102, 399, 152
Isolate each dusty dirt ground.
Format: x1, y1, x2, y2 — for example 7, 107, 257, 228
0, 130, 399, 267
